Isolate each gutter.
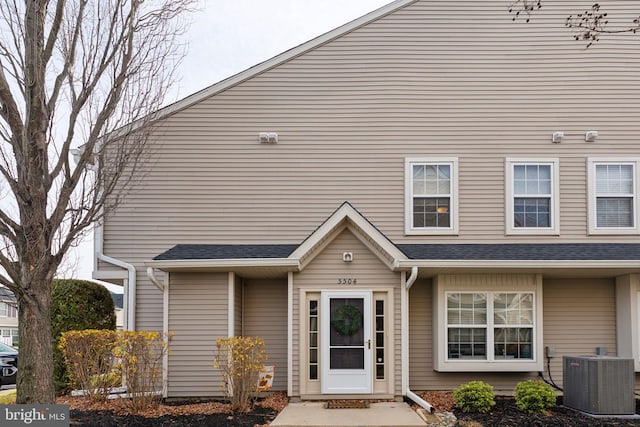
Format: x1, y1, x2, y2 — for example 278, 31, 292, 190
403, 266, 435, 413
94, 221, 136, 330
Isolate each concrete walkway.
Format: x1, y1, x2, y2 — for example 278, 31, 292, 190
270, 401, 426, 427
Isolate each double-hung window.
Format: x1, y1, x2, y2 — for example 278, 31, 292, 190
405, 158, 458, 235
588, 159, 640, 234
506, 158, 559, 235
435, 274, 542, 372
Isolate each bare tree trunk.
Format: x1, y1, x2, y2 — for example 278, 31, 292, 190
16, 275, 55, 403
0, 0, 195, 404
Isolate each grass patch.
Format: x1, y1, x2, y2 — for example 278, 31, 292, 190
0, 390, 16, 404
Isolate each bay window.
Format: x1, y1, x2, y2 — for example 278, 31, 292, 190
435, 274, 543, 372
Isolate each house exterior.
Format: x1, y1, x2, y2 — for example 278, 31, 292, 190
94, 0, 640, 400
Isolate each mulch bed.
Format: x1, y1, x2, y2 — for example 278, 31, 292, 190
65, 391, 640, 426
70, 407, 277, 427
64, 392, 287, 427
455, 396, 640, 427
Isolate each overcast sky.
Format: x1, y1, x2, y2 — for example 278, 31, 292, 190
75, 0, 394, 290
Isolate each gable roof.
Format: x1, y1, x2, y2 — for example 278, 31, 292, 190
143, 0, 418, 126
289, 202, 408, 270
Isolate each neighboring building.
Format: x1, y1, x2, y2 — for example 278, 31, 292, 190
111, 293, 124, 331
94, 0, 640, 399
0, 286, 18, 346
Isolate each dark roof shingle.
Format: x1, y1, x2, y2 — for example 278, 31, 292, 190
397, 243, 640, 261
154, 244, 298, 261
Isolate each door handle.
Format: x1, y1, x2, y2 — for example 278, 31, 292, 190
367, 339, 371, 349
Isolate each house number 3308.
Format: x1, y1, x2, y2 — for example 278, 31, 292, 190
337, 278, 357, 285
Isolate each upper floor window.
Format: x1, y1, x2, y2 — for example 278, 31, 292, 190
505, 158, 559, 235
0, 302, 15, 318
405, 158, 458, 235
588, 158, 640, 234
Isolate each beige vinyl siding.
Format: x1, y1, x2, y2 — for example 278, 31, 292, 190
243, 279, 288, 391
167, 272, 228, 397
543, 278, 617, 390
102, 1, 640, 331
292, 229, 401, 397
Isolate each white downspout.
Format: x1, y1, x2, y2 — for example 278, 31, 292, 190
95, 221, 136, 330
403, 266, 434, 413
147, 267, 164, 292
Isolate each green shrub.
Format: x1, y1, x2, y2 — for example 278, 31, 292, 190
52, 279, 116, 395
514, 380, 557, 414
452, 381, 496, 413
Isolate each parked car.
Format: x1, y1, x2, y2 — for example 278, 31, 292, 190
0, 342, 18, 386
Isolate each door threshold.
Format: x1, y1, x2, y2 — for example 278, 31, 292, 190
300, 393, 396, 401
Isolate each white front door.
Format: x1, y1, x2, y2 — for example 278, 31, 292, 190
321, 290, 372, 394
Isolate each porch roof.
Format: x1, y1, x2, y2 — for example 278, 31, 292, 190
154, 244, 298, 260
397, 243, 640, 261
152, 242, 640, 262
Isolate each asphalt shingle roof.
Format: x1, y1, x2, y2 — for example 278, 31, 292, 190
397, 243, 640, 261
154, 244, 298, 260
154, 243, 640, 262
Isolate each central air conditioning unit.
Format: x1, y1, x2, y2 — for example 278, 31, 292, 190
563, 355, 635, 415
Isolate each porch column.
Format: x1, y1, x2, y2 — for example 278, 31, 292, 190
616, 274, 639, 371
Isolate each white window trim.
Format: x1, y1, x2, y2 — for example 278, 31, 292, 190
505, 158, 560, 235
433, 274, 543, 372
405, 157, 459, 235
587, 158, 640, 235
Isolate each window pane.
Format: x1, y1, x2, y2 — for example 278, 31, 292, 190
514, 164, 551, 196
494, 293, 534, 325
597, 198, 634, 227
596, 164, 633, 194
310, 364, 318, 380
514, 198, 550, 228
494, 327, 533, 359
413, 197, 450, 228
447, 293, 486, 325
448, 327, 486, 359
309, 332, 317, 347
376, 332, 384, 348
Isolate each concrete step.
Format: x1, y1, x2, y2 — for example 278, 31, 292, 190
270, 401, 427, 427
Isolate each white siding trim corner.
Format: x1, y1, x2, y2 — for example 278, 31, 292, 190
228, 272, 235, 337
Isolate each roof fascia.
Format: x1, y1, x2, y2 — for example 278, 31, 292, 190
135, 0, 419, 127
396, 259, 640, 269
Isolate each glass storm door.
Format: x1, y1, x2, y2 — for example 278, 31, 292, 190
321, 291, 372, 394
